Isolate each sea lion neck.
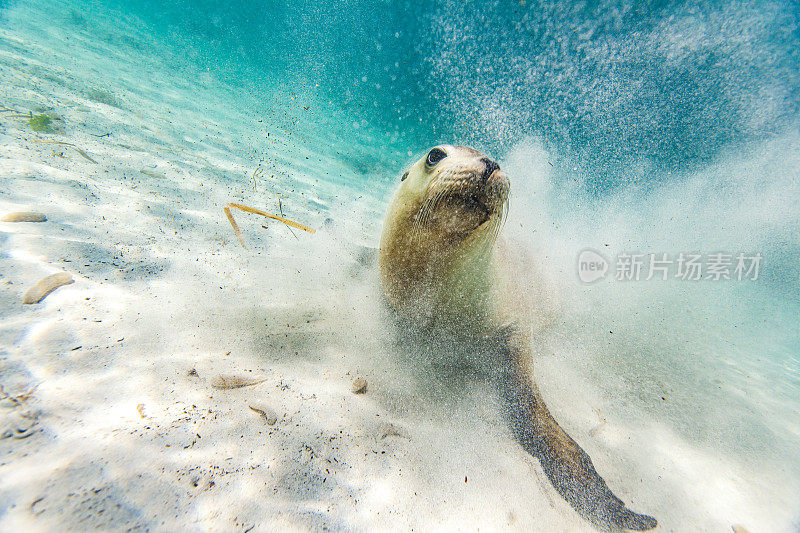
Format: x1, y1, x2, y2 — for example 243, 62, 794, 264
379, 215, 496, 328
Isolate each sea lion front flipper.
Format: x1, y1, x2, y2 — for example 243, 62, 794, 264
497, 341, 657, 531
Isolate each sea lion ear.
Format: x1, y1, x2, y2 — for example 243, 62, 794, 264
400, 171, 409, 181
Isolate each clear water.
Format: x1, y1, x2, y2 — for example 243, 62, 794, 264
0, 0, 798, 531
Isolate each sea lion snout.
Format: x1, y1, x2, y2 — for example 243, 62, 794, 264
421, 147, 509, 232
482, 165, 509, 217
386, 145, 509, 239
480, 157, 500, 181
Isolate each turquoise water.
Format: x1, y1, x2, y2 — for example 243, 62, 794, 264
112, 0, 800, 182
1, 0, 799, 530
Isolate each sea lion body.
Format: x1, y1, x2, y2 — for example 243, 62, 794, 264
378, 145, 657, 530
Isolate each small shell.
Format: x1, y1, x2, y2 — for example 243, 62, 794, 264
2, 211, 47, 222
22, 272, 73, 304
249, 403, 278, 425
377, 422, 409, 440
351, 377, 367, 394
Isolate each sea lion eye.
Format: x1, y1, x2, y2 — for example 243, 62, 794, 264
426, 148, 447, 166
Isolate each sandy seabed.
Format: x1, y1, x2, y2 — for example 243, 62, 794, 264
1, 1, 798, 531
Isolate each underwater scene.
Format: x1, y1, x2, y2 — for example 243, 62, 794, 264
0, 0, 798, 531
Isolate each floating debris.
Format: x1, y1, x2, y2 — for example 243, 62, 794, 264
1, 211, 46, 222
27, 114, 53, 133
29, 140, 97, 163
140, 169, 166, 179
22, 272, 74, 304
351, 377, 367, 394
210, 374, 268, 390
251, 166, 265, 192
6, 112, 58, 133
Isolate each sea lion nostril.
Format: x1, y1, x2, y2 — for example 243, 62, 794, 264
481, 157, 500, 179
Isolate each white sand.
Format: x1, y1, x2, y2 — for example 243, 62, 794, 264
1, 1, 798, 531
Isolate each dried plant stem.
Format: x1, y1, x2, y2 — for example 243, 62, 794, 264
223, 201, 314, 249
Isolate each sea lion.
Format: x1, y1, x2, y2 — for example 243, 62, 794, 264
378, 145, 657, 530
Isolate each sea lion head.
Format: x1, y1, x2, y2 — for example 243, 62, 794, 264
379, 145, 510, 319
394, 145, 509, 243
